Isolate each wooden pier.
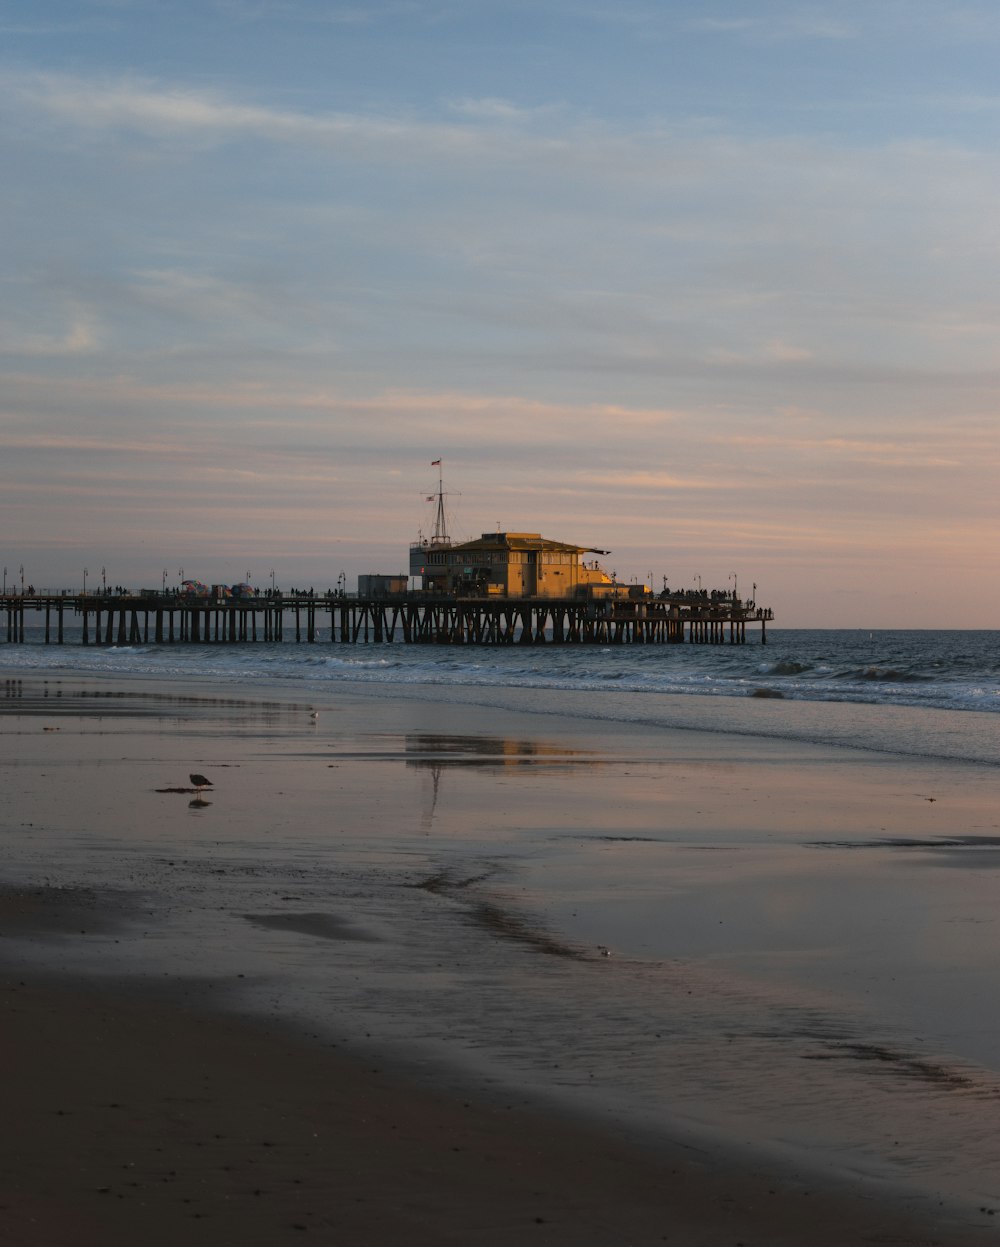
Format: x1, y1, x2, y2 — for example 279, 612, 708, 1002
2, 592, 772, 647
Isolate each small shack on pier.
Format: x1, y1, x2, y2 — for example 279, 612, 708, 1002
358, 574, 408, 598
409, 531, 618, 598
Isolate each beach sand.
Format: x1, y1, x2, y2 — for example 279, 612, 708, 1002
2, 672, 998, 1245
4, 959, 991, 1247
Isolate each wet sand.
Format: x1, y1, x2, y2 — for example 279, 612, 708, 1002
2, 671, 999, 1245
3, 959, 991, 1247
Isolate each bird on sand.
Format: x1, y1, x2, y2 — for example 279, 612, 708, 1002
189, 773, 213, 793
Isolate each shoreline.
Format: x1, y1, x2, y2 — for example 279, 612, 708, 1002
3, 667, 1000, 1242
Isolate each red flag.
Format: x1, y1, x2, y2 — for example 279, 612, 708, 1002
431, 459, 441, 466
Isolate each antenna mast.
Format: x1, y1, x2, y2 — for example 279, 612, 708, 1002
430, 459, 450, 545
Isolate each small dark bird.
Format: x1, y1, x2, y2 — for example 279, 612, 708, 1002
189, 773, 212, 793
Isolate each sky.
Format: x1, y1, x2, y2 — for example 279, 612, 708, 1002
2, 1, 999, 626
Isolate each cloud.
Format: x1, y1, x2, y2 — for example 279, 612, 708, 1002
763, 339, 814, 363
0, 313, 101, 357
5, 71, 516, 161
12, 69, 1000, 391
0, 372, 683, 440
574, 469, 723, 491
128, 269, 293, 326
9, 69, 1000, 221
211, 0, 411, 25
446, 97, 547, 122
683, 12, 855, 42
11, 68, 1000, 254
680, 2, 1000, 47
0, 432, 193, 457
0, 21, 104, 34
719, 430, 979, 472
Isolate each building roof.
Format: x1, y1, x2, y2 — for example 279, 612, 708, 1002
450, 532, 610, 556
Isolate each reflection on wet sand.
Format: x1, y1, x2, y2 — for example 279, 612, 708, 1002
404, 733, 595, 769
399, 733, 602, 831
2, 676, 301, 726
330, 732, 600, 768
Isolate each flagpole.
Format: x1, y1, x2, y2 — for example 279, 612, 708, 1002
430, 459, 448, 544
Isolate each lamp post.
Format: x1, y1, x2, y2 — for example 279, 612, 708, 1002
694, 575, 701, 593
729, 571, 738, 601
20, 564, 24, 596
246, 570, 252, 585
338, 570, 346, 597
270, 568, 275, 594
162, 568, 168, 594
83, 567, 88, 596
101, 566, 106, 594
2, 567, 6, 595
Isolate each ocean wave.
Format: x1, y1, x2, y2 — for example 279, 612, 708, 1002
761, 660, 813, 676
3, 628, 1000, 721
851, 667, 932, 684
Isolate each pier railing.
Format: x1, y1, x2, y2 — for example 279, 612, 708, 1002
1, 592, 772, 646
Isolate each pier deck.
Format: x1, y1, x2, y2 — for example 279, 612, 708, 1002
2, 593, 772, 646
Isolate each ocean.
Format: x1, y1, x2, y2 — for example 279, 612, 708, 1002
5, 625, 999, 706
4, 626, 1000, 763
3, 627, 1000, 1212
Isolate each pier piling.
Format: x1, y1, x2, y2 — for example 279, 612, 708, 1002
1, 592, 773, 648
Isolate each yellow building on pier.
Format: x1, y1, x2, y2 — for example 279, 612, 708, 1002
409, 531, 617, 599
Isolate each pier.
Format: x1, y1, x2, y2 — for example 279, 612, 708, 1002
2, 592, 771, 646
